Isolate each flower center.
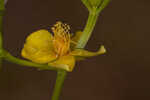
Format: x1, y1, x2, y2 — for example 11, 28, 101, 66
52, 21, 71, 56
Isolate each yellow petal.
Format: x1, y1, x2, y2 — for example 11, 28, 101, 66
21, 47, 57, 63
71, 31, 82, 42
70, 31, 82, 48
70, 45, 106, 57
21, 29, 57, 63
26, 29, 53, 49
48, 55, 75, 72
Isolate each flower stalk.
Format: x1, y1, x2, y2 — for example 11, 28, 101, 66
51, 12, 98, 100
76, 12, 98, 48
51, 70, 67, 100
52, 0, 110, 100
3, 50, 58, 71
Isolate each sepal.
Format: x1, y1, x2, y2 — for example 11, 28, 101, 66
70, 45, 106, 58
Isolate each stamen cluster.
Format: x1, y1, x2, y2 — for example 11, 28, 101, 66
52, 22, 71, 56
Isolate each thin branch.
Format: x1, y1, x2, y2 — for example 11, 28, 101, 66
3, 50, 60, 71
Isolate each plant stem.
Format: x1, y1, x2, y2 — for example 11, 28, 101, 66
2, 50, 59, 71
51, 12, 99, 100
76, 12, 99, 48
0, 0, 5, 69
51, 70, 67, 100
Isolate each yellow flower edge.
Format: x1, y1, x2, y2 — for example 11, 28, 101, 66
21, 30, 57, 64
21, 22, 106, 72
48, 55, 75, 72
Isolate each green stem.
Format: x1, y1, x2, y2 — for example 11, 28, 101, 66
76, 12, 99, 48
3, 50, 58, 71
51, 70, 67, 100
51, 12, 99, 100
51, 7, 100, 100
0, 0, 5, 69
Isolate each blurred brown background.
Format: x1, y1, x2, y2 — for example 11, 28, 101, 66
0, 0, 150, 100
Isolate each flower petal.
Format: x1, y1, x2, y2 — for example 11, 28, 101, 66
71, 31, 82, 42
26, 29, 53, 49
21, 48, 57, 63
48, 55, 75, 72
70, 31, 82, 48
70, 45, 106, 58
21, 29, 57, 63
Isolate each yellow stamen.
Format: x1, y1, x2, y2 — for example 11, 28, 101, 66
52, 21, 71, 56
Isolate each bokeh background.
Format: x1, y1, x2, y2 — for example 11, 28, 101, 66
0, 0, 150, 100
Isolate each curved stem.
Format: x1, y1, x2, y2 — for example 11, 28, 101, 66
51, 70, 67, 100
76, 12, 99, 48
3, 50, 58, 71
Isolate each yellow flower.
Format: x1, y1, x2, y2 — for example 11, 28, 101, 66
21, 21, 106, 72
